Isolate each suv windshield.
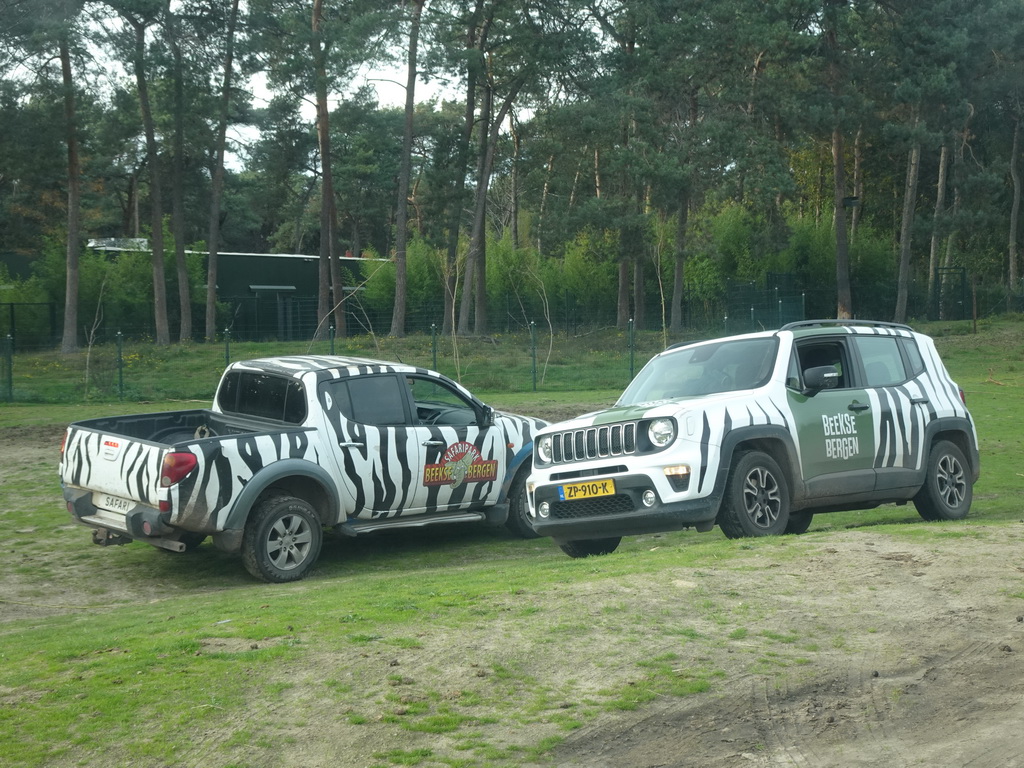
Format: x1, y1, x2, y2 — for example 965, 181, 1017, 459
618, 337, 778, 405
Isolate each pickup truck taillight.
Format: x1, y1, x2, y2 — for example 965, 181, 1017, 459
161, 452, 198, 487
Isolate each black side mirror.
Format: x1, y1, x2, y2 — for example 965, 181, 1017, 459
480, 405, 496, 427
802, 365, 840, 395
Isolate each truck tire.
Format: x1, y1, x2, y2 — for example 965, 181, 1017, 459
504, 470, 540, 539
558, 537, 621, 558
717, 450, 790, 539
242, 494, 323, 583
914, 440, 972, 521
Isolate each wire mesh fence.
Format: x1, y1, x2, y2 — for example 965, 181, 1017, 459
1, 272, 1013, 404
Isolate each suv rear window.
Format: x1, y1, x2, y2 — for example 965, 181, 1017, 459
853, 335, 908, 386
217, 371, 307, 423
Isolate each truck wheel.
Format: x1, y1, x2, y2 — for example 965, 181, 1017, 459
914, 440, 972, 521
504, 471, 539, 539
717, 451, 790, 539
558, 537, 621, 558
242, 495, 323, 583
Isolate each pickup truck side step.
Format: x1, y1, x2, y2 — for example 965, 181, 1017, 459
336, 510, 488, 537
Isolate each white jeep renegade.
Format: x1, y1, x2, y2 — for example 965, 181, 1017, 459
526, 320, 980, 558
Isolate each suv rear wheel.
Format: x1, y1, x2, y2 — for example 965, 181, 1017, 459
914, 440, 972, 521
718, 451, 790, 539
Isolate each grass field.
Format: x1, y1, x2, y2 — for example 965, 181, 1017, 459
0, 317, 1021, 767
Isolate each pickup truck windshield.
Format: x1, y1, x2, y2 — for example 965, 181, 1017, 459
618, 337, 778, 404
218, 371, 307, 423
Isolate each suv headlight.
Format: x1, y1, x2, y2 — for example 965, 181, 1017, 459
536, 435, 553, 464
648, 418, 676, 449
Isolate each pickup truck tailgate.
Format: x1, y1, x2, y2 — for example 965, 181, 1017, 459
61, 426, 165, 510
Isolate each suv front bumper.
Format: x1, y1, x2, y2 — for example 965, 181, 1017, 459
528, 472, 719, 541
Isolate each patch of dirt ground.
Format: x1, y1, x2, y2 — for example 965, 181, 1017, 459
4, 423, 1024, 767
550, 534, 1024, 768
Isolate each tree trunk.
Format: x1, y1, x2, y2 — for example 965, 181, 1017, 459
442, 2, 485, 335
205, 0, 239, 343
166, 10, 191, 342
669, 193, 689, 332
850, 126, 863, 240
470, 77, 524, 335
510, 117, 521, 249
832, 125, 852, 319
59, 32, 81, 354
894, 141, 921, 323
927, 142, 950, 319
1009, 118, 1021, 304
617, 259, 630, 328
130, 16, 170, 345
457, 80, 492, 335
390, 0, 423, 338
312, 0, 341, 339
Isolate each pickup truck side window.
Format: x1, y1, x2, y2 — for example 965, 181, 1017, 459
218, 371, 307, 423
345, 376, 410, 426
852, 335, 908, 386
408, 376, 479, 425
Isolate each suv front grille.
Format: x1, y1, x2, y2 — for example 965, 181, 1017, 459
550, 494, 634, 519
551, 422, 637, 464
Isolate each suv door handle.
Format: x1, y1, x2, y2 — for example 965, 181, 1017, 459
848, 402, 870, 412
911, 397, 928, 405
422, 440, 445, 447
338, 441, 364, 448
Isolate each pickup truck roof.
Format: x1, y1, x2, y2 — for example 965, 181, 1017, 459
231, 355, 425, 378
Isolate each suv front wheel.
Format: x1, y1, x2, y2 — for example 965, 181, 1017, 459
718, 451, 790, 539
914, 440, 972, 521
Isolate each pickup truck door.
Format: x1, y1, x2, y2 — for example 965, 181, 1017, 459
405, 374, 505, 514
318, 374, 504, 520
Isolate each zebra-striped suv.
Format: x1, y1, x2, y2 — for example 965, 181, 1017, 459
60, 356, 545, 582
526, 320, 979, 558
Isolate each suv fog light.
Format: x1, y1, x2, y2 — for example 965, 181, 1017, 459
663, 464, 691, 492
538, 501, 550, 519
642, 490, 657, 507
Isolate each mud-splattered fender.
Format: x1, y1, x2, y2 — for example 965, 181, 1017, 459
217, 459, 342, 544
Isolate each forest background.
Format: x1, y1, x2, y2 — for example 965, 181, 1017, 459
2, 0, 1024, 355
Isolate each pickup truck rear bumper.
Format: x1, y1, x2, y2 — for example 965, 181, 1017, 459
63, 486, 187, 553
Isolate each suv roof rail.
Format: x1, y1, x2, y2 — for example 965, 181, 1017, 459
780, 319, 913, 332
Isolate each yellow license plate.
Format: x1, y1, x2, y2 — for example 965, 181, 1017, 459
557, 478, 616, 501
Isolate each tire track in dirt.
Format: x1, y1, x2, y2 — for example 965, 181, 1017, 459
551, 633, 1024, 768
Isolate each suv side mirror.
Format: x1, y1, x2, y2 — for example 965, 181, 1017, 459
802, 365, 840, 395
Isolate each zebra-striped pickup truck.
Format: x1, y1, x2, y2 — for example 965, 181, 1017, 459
60, 356, 546, 582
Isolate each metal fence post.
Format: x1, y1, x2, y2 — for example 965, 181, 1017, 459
224, 328, 230, 367
4, 334, 12, 403
530, 321, 537, 392
329, 325, 335, 355
430, 324, 437, 370
116, 331, 124, 400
